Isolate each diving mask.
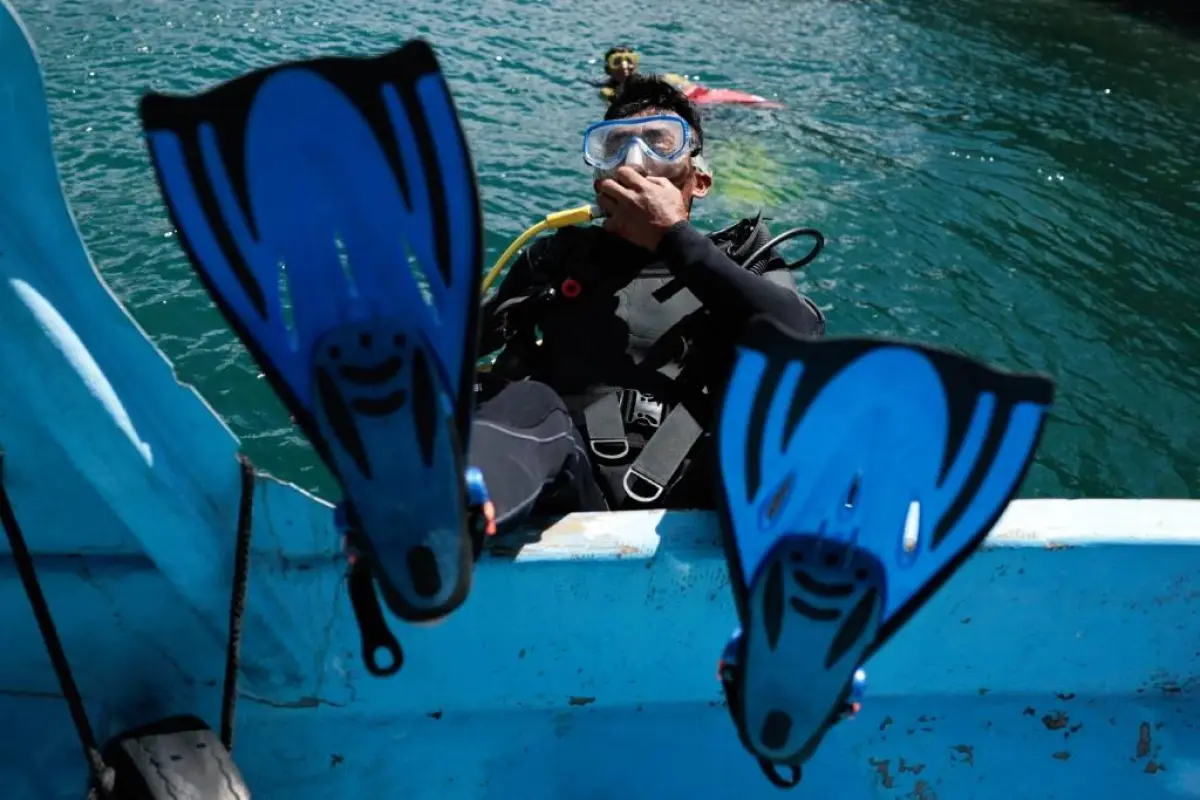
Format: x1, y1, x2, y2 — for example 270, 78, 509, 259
583, 114, 696, 178
606, 51, 638, 71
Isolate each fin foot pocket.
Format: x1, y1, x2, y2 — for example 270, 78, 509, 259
315, 318, 474, 624
734, 536, 883, 775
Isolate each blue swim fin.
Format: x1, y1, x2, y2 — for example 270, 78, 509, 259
714, 316, 1054, 786
139, 41, 485, 673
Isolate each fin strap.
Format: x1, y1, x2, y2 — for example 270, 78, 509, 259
340, 465, 494, 676
720, 659, 803, 788
759, 760, 802, 789
346, 557, 404, 677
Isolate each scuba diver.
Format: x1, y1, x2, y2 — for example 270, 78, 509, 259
596, 46, 695, 103
472, 74, 825, 528
595, 46, 779, 108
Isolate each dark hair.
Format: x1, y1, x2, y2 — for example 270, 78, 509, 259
604, 45, 635, 63
603, 74, 704, 155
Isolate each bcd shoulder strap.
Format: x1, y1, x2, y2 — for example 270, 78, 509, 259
507, 215, 790, 506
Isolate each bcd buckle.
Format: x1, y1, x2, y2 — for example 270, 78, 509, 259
620, 389, 666, 430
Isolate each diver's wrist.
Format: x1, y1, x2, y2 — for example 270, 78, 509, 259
655, 220, 697, 255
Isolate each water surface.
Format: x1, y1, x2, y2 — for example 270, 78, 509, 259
15, 0, 1200, 499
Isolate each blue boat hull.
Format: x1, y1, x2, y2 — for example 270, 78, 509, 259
4, 502, 1200, 798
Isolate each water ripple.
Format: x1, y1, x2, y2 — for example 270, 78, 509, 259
12, 0, 1200, 500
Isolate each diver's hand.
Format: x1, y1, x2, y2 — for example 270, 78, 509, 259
595, 167, 688, 252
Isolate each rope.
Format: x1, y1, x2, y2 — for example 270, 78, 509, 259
0, 449, 114, 796
219, 454, 256, 753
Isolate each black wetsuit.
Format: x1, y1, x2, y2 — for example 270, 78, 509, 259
469, 219, 824, 530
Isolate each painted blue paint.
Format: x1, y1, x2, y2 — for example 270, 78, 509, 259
2, 3, 1198, 797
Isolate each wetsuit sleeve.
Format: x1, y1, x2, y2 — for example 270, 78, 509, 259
657, 221, 822, 336
477, 238, 547, 356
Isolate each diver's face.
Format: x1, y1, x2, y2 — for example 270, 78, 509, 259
606, 53, 637, 83
592, 108, 712, 209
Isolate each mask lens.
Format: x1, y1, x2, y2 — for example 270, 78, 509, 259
583, 115, 690, 172
635, 120, 685, 157
602, 131, 633, 160
606, 52, 638, 70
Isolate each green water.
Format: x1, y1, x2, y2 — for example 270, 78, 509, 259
14, 0, 1200, 500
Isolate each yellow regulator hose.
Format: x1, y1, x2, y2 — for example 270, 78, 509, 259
476, 203, 600, 372
481, 203, 601, 293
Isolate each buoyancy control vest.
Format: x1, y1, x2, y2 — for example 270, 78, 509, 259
487, 213, 825, 508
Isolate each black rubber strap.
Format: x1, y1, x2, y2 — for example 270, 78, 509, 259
622, 405, 702, 503
582, 392, 629, 461
347, 556, 404, 677
760, 760, 803, 789
0, 449, 114, 796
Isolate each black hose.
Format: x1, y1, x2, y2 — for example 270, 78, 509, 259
743, 227, 825, 275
